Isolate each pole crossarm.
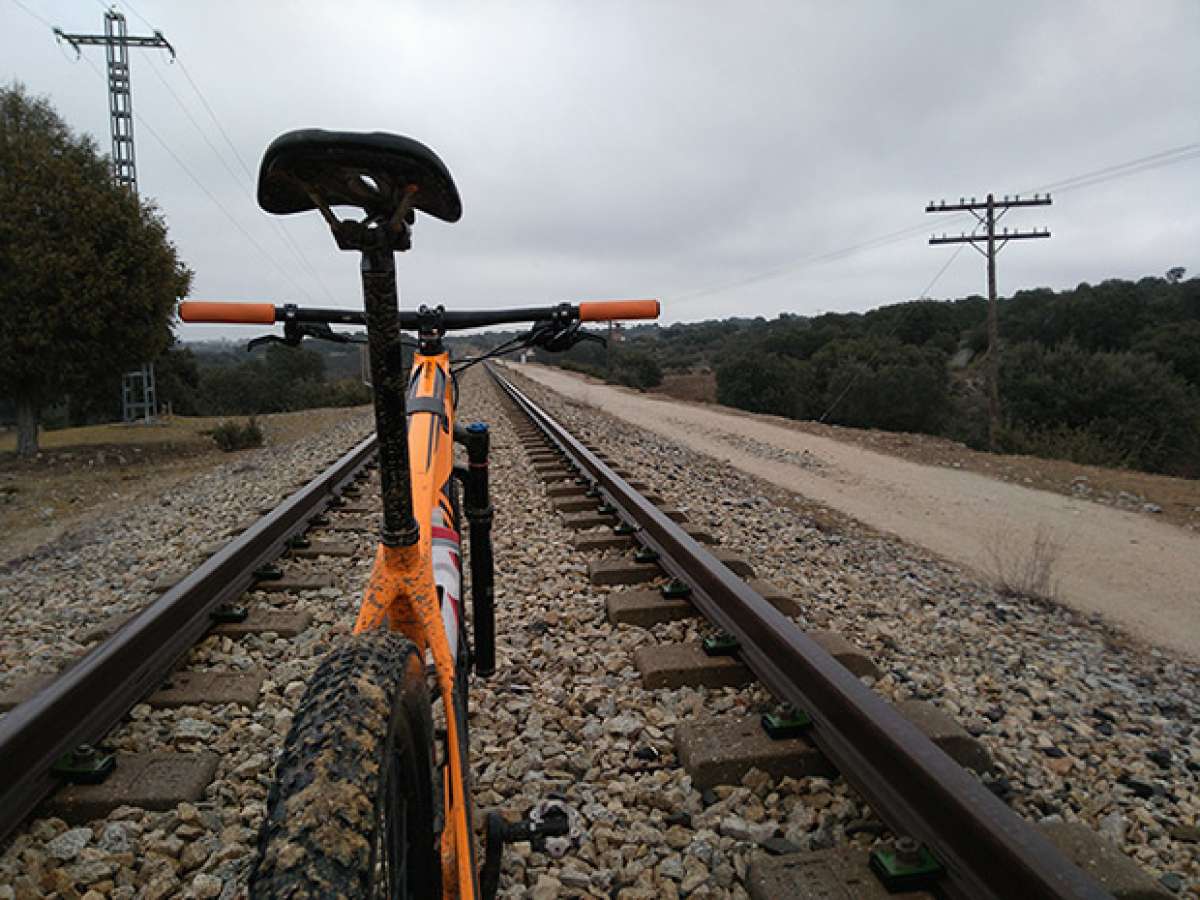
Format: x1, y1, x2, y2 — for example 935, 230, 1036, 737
53, 29, 175, 57
925, 196, 1052, 212
929, 229, 1050, 245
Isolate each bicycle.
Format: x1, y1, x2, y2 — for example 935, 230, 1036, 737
178, 128, 659, 899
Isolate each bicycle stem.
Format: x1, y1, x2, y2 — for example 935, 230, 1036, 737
360, 245, 421, 547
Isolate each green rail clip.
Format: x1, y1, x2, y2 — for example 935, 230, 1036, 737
613, 522, 639, 535
702, 633, 740, 656
597, 503, 616, 515
634, 546, 660, 563
253, 564, 283, 581
761, 708, 814, 739
661, 578, 692, 599
288, 536, 312, 549
52, 744, 116, 784
869, 839, 943, 893
211, 604, 249, 623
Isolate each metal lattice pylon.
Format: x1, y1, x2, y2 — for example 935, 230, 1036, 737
55, 10, 175, 421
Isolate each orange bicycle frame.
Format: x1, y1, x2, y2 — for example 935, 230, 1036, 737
353, 349, 477, 899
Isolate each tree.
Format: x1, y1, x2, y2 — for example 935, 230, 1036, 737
716, 351, 811, 418
612, 348, 662, 390
807, 336, 949, 433
1166, 266, 1186, 284
0, 84, 191, 455
1001, 341, 1200, 474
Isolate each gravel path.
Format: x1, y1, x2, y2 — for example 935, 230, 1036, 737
512, 363, 1200, 661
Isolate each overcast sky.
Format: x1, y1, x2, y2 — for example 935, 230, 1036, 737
5, 1, 1199, 341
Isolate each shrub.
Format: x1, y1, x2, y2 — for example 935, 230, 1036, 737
807, 337, 949, 432
984, 523, 1062, 603
715, 351, 812, 418
211, 417, 264, 451
613, 349, 663, 391
1000, 342, 1200, 474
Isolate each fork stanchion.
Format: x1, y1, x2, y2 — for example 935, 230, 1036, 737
458, 422, 496, 678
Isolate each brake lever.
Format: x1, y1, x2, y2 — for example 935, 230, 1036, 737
527, 320, 606, 353
247, 334, 288, 352
246, 320, 364, 352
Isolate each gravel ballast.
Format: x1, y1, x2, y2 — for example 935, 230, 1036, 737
2, 371, 1196, 898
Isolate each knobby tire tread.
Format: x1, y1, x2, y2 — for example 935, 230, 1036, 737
248, 631, 439, 899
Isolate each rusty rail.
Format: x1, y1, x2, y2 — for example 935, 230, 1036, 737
0, 434, 377, 844
489, 366, 1110, 900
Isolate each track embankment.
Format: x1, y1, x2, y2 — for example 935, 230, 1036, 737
511, 363, 1200, 661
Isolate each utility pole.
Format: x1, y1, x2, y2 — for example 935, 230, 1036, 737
926, 193, 1051, 449
55, 10, 175, 423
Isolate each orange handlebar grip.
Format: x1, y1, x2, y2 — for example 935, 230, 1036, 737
578, 299, 660, 322
179, 301, 276, 324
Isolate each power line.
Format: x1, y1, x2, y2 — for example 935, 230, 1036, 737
668, 138, 1200, 306
168, 55, 340, 302
9, 0, 53, 29
1028, 142, 1200, 195
141, 52, 337, 302
175, 57, 256, 182
817, 243, 966, 424
70, 52, 318, 303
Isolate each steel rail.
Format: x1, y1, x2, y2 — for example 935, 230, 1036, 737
0, 433, 378, 844
489, 367, 1110, 900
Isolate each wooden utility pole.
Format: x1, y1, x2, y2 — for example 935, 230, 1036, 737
926, 193, 1051, 449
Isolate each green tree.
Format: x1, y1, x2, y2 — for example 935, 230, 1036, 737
612, 348, 662, 390
0, 85, 192, 455
1000, 341, 1200, 474
155, 341, 202, 415
716, 351, 811, 418
1132, 320, 1200, 388
807, 337, 949, 433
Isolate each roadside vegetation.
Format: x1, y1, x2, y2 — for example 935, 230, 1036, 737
543, 272, 1200, 477
0, 84, 191, 457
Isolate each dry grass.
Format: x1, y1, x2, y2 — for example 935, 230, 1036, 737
0, 406, 371, 454
0, 406, 370, 565
984, 523, 1064, 603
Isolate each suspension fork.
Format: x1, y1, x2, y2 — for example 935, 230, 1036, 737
455, 422, 496, 678
360, 246, 420, 547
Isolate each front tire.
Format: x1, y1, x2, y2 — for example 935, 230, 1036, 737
249, 631, 440, 899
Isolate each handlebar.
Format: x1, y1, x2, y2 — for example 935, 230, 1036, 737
178, 299, 660, 331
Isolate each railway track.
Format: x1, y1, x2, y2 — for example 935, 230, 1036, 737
0, 426, 383, 893
485, 364, 1178, 900
0, 371, 1185, 896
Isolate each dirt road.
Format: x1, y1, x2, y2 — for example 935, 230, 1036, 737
513, 364, 1200, 660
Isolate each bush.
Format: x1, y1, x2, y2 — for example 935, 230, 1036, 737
1000, 341, 1200, 474
807, 337, 949, 432
984, 523, 1062, 603
716, 351, 812, 418
211, 418, 264, 451
613, 349, 663, 391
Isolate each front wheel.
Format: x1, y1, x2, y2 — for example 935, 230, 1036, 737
249, 631, 440, 899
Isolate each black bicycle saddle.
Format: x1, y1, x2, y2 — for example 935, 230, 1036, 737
257, 129, 462, 223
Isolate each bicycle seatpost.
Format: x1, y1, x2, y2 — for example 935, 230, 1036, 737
358, 244, 421, 547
